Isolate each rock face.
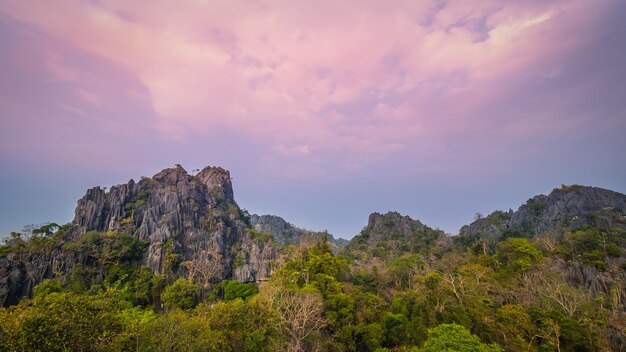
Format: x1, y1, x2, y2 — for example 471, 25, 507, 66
71, 165, 274, 283
1, 252, 52, 307
0, 242, 81, 307
249, 214, 348, 248
459, 185, 626, 242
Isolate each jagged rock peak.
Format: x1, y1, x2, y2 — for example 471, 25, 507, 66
68, 164, 274, 283
459, 185, 626, 242
149, 165, 234, 201
195, 166, 234, 201
368, 211, 425, 227
151, 164, 190, 184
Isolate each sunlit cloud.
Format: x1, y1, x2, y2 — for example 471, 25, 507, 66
0, 1, 623, 171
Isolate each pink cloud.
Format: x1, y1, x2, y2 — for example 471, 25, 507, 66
0, 0, 623, 178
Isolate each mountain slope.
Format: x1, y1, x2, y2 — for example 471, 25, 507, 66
458, 185, 626, 244
347, 211, 447, 259
250, 214, 348, 248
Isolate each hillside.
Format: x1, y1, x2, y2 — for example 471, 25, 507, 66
458, 185, 626, 244
349, 212, 445, 249
250, 214, 348, 248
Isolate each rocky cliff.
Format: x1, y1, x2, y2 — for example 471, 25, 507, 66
72, 165, 276, 283
1, 165, 277, 306
458, 185, 626, 243
250, 214, 348, 248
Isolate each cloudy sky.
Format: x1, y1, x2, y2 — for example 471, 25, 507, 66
1, 0, 625, 238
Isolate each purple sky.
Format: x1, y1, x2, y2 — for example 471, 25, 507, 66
1, 1, 625, 239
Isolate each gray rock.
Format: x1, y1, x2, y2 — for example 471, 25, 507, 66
459, 185, 626, 242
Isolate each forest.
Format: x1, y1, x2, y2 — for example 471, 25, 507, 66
1, 215, 625, 352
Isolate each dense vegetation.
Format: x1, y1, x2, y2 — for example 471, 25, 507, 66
1, 218, 626, 351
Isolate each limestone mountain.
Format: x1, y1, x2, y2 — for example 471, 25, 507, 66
72, 164, 276, 281
455, 185, 626, 305
347, 211, 447, 259
458, 185, 626, 244
1, 165, 276, 306
3, 172, 626, 310
250, 214, 348, 248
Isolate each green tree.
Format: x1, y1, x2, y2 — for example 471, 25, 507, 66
496, 238, 542, 275
0, 291, 128, 351
221, 280, 259, 301
384, 312, 409, 346
557, 226, 624, 270
197, 298, 280, 351
136, 309, 227, 352
161, 278, 199, 310
421, 323, 503, 352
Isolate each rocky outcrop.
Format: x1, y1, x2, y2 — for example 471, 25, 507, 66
347, 211, 446, 255
250, 214, 348, 248
0, 253, 51, 307
1, 165, 277, 306
459, 185, 626, 242
70, 165, 275, 283
0, 246, 80, 307
3, 180, 625, 307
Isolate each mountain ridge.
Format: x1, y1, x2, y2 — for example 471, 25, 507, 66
458, 184, 626, 245
2, 166, 626, 308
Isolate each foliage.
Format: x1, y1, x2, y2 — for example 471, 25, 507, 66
161, 278, 200, 310
162, 239, 180, 277
197, 298, 280, 351
63, 230, 147, 266
248, 228, 274, 243
496, 237, 542, 274
485, 211, 510, 226
135, 309, 227, 352
0, 223, 72, 257
560, 184, 584, 192
220, 280, 259, 301
123, 189, 151, 216
421, 323, 503, 352
0, 290, 130, 351
2, 220, 626, 351
525, 198, 548, 217
33, 279, 63, 297
557, 225, 625, 270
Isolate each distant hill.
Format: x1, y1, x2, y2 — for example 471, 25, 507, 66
346, 211, 448, 259
457, 185, 626, 245
249, 214, 348, 248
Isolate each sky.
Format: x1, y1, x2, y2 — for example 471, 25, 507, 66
1, 0, 625, 239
